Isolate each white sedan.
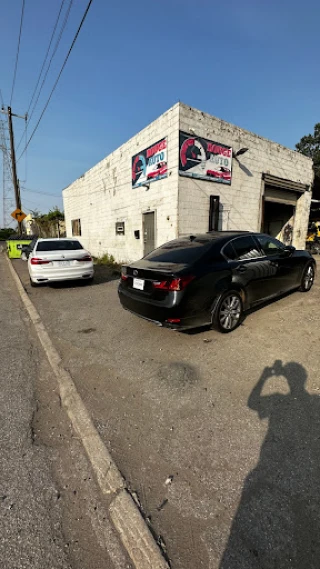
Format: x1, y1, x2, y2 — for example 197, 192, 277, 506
28, 238, 94, 286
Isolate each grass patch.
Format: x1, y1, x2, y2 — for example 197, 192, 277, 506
92, 253, 121, 273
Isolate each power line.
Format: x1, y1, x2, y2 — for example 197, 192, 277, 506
26, 0, 67, 116
22, 197, 41, 205
10, 0, 26, 106
0, 89, 12, 178
21, 185, 62, 198
16, 0, 72, 154
28, 0, 73, 124
18, 0, 94, 162
0, 88, 14, 226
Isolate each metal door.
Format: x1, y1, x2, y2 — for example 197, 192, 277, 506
209, 195, 220, 231
143, 212, 155, 256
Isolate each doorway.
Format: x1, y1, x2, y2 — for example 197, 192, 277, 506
143, 211, 155, 256
263, 201, 295, 245
209, 195, 220, 231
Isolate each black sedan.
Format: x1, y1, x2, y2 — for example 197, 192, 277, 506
118, 231, 316, 333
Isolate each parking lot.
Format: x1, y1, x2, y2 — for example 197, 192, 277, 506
13, 258, 320, 569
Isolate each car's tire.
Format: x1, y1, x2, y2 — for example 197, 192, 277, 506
29, 278, 39, 288
299, 263, 315, 292
212, 290, 243, 333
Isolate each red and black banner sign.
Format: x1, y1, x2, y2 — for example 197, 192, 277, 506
179, 131, 232, 185
132, 138, 168, 188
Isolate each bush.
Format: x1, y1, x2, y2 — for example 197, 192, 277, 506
0, 228, 15, 240
93, 253, 121, 271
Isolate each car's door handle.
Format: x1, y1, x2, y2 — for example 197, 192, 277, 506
236, 265, 247, 273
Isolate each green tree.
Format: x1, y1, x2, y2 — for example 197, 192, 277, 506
29, 207, 65, 237
0, 227, 15, 240
296, 123, 320, 177
30, 207, 64, 222
46, 207, 64, 222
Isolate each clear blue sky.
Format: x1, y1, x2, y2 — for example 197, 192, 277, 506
0, 0, 319, 225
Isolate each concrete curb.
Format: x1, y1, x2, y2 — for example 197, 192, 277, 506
6, 256, 170, 569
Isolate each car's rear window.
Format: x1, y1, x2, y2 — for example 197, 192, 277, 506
144, 239, 213, 264
36, 240, 83, 251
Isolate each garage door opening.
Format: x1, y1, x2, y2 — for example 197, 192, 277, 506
263, 201, 295, 244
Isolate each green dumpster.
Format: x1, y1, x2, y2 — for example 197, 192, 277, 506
6, 235, 33, 259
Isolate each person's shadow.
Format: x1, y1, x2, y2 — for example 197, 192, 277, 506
219, 361, 320, 569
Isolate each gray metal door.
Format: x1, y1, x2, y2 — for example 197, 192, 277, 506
143, 212, 155, 256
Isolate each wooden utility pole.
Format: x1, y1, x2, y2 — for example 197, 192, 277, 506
7, 107, 22, 234
0, 106, 27, 235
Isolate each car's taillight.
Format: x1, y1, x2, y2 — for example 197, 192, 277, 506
77, 255, 92, 262
121, 268, 128, 281
152, 280, 170, 290
153, 275, 195, 291
30, 257, 50, 265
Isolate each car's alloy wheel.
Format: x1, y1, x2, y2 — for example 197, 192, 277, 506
300, 264, 315, 292
213, 291, 243, 333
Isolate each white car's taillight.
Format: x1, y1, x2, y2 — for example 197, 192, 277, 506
30, 257, 50, 265
76, 255, 92, 262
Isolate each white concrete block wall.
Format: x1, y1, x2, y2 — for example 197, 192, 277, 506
64, 102, 313, 261
178, 104, 313, 249
63, 104, 180, 262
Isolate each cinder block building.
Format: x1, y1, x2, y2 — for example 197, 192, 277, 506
63, 103, 313, 262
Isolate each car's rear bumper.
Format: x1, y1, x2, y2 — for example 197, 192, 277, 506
118, 288, 211, 330
29, 266, 94, 283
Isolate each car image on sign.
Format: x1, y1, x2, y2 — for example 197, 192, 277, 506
147, 162, 168, 180
206, 167, 231, 181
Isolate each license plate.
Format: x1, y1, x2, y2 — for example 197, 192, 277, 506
133, 278, 145, 290
57, 261, 70, 267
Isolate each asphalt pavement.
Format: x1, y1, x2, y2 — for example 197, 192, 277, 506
0, 253, 133, 569
11, 257, 320, 569
0, 254, 71, 569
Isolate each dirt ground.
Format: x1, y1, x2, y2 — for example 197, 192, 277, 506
13, 258, 320, 569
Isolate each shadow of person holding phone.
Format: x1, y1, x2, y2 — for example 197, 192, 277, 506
220, 361, 320, 569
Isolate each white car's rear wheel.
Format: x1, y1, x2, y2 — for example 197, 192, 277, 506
30, 278, 39, 288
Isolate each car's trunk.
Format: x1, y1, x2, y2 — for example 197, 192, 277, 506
123, 261, 188, 300
32, 249, 89, 270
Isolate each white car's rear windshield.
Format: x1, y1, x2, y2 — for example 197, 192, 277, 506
36, 240, 83, 251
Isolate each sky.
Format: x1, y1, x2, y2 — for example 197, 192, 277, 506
0, 0, 319, 226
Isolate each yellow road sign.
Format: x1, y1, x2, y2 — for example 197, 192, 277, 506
11, 208, 27, 223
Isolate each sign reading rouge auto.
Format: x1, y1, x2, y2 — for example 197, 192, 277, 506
179, 131, 232, 185
132, 138, 168, 188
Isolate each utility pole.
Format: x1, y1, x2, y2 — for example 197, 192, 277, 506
0, 115, 14, 227
0, 106, 27, 235
8, 107, 21, 234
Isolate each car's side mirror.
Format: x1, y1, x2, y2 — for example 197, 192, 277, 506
283, 245, 295, 256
